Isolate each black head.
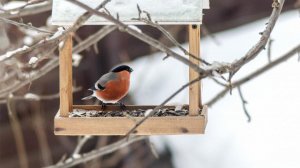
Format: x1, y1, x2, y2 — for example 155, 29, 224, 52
111, 65, 133, 73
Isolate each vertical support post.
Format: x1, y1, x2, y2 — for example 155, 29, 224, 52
188, 25, 202, 116
59, 35, 73, 117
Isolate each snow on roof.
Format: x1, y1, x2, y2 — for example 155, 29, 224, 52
51, 0, 210, 25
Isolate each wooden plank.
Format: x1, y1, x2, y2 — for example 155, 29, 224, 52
59, 35, 73, 117
52, 0, 208, 25
73, 104, 189, 112
54, 109, 207, 135
188, 25, 202, 116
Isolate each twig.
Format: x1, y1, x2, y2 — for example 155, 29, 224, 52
72, 136, 92, 157
267, 38, 274, 63
0, 0, 52, 19
206, 43, 300, 106
125, 76, 201, 137
0, 17, 53, 34
201, 24, 220, 45
133, 5, 210, 65
0, 0, 48, 13
73, 25, 117, 53
146, 138, 159, 159
7, 94, 29, 168
0, 0, 111, 62
0, 86, 82, 104
228, 0, 285, 79
237, 86, 251, 122
211, 77, 227, 87
66, 0, 204, 74
0, 0, 112, 98
45, 136, 147, 168
31, 101, 53, 166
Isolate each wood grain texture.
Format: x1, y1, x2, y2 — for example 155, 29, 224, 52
59, 35, 73, 117
54, 105, 207, 135
188, 25, 202, 116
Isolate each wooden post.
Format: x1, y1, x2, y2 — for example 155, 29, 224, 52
188, 25, 202, 116
59, 35, 73, 117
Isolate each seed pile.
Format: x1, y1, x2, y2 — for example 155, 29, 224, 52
70, 107, 189, 117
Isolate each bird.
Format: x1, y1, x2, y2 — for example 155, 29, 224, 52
82, 65, 133, 109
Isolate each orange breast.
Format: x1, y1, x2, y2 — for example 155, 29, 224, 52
95, 71, 130, 102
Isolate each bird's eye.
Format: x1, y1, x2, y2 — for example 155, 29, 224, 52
96, 83, 105, 90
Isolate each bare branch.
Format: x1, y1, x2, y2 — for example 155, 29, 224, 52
267, 38, 274, 63
0, 17, 54, 34
132, 5, 210, 65
72, 136, 93, 157
66, 0, 204, 74
125, 76, 201, 137
206, 43, 300, 106
46, 136, 146, 168
7, 94, 29, 168
237, 86, 251, 122
229, 0, 285, 79
0, 86, 82, 104
73, 25, 116, 54
0, 0, 52, 19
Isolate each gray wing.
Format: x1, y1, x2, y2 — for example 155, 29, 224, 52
95, 72, 118, 90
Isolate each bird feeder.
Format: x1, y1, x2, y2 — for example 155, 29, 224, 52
52, 0, 209, 135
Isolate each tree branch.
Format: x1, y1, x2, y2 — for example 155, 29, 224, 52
45, 136, 146, 168
206, 43, 300, 106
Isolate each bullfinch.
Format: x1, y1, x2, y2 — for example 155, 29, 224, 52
82, 65, 133, 108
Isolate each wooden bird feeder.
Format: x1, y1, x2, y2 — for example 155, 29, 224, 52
52, 0, 209, 135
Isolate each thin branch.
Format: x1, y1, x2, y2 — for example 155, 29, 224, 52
0, 86, 82, 104
237, 86, 251, 122
0, 1, 112, 98
0, 0, 111, 62
45, 136, 147, 168
0, 17, 54, 34
206, 43, 300, 106
133, 5, 210, 65
267, 38, 274, 63
66, 0, 204, 74
0, 0, 48, 13
7, 94, 29, 168
72, 136, 93, 157
229, 0, 285, 79
0, 0, 52, 19
211, 77, 227, 87
146, 138, 159, 159
201, 24, 220, 45
73, 25, 116, 54
125, 76, 201, 137
31, 101, 53, 166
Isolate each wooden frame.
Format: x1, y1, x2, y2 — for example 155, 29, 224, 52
54, 25, 207, 135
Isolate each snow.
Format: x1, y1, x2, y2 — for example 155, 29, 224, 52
52, 0, 209, 25
48, 27, 64, 40
2, 1, 26, 10
24, 93, 40, 100
23, 36, 34, 45
0, 45, 29, 61
28, 56, 38, 65
72, 53, 83, 67
128, 10, 300, 168
128, 25, 142, 33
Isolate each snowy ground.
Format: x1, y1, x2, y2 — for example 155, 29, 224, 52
129, 10, 300, 168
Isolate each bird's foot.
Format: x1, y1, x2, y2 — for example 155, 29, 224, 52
99, 101, 107, 111
117, 102, 126, 111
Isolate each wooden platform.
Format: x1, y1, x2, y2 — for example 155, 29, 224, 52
54, 105, 207, 135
